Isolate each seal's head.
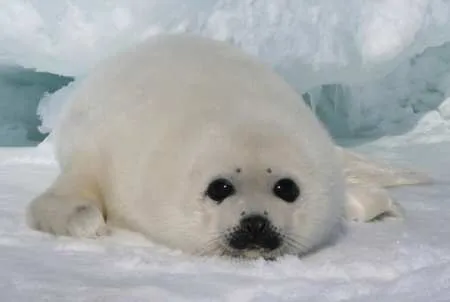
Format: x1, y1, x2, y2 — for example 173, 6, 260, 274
176, 122, 346, 260
203, 176, 299, 260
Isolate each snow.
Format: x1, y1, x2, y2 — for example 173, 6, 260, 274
1, 140, 450, 301
2, 0, 450, 300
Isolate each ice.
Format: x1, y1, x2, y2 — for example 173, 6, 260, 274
2, 0, 450, 143
2, 1, 449, 82
0, 65, 72, 146
1, 1, 450, 143
309, 41, 450, 138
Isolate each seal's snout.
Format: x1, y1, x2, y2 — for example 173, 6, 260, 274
228, 214, 281, 251
241, 215, 268, 234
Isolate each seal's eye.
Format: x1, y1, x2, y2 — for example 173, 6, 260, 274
273, 178, 300, 203
206, 178, 235, 203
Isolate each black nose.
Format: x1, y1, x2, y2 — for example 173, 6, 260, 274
240, 215, 268, 234
228, 214, 281, 251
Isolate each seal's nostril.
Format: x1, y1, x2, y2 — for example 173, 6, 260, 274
240, 215, 268, 234
255, 219, 266, 232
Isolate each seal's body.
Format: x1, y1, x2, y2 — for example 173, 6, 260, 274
27, 35, 426, 259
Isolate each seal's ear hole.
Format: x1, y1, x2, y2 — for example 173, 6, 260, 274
206, 178, 236, 204
272, 178, 300, 203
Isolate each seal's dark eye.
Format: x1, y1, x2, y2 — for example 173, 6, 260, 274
206, 178, 235, 203
273, 178, 300, 203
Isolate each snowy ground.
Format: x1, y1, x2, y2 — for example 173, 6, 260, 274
1, 139, 450, 302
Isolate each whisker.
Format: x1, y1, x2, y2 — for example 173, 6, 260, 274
197, 229, 312, 260
197, 242, 220, 256
286, 237, 309, 252
194, 232, 228, 257
282, 233, 312, 255
286, 232, 314, 247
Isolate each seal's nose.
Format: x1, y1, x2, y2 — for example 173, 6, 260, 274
240, 215, 268, 234
228, 214, 281, 251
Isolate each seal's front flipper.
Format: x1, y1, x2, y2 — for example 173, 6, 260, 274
26, 169, 107, 238
27, 195, 107, 238
345, 184, 403, 222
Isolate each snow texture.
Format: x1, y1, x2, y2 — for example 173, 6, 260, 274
1, 140, 450, 301
1, 0, 450, 142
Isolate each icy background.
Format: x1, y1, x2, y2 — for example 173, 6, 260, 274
1, 0, 450, 301
1, 0, 450, 144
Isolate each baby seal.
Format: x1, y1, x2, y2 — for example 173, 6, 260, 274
27, 34, 428, 259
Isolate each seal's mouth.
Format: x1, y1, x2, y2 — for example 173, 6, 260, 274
197, 215, 291, 260
197, 231, 286, 260
222, 215, 284, 260
221, 246, 282, 260
226, 229, 282, 251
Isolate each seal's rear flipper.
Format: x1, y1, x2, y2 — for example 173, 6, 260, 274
338, 147, 432, 188
345, 184, 404, 222
338, 147, 431, 222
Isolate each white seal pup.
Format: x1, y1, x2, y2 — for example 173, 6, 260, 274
26, 34, 428, 259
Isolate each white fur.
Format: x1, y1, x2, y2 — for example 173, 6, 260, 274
26, 35, 426, 258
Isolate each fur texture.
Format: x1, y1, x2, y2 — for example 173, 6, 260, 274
26, 35, 427, 259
